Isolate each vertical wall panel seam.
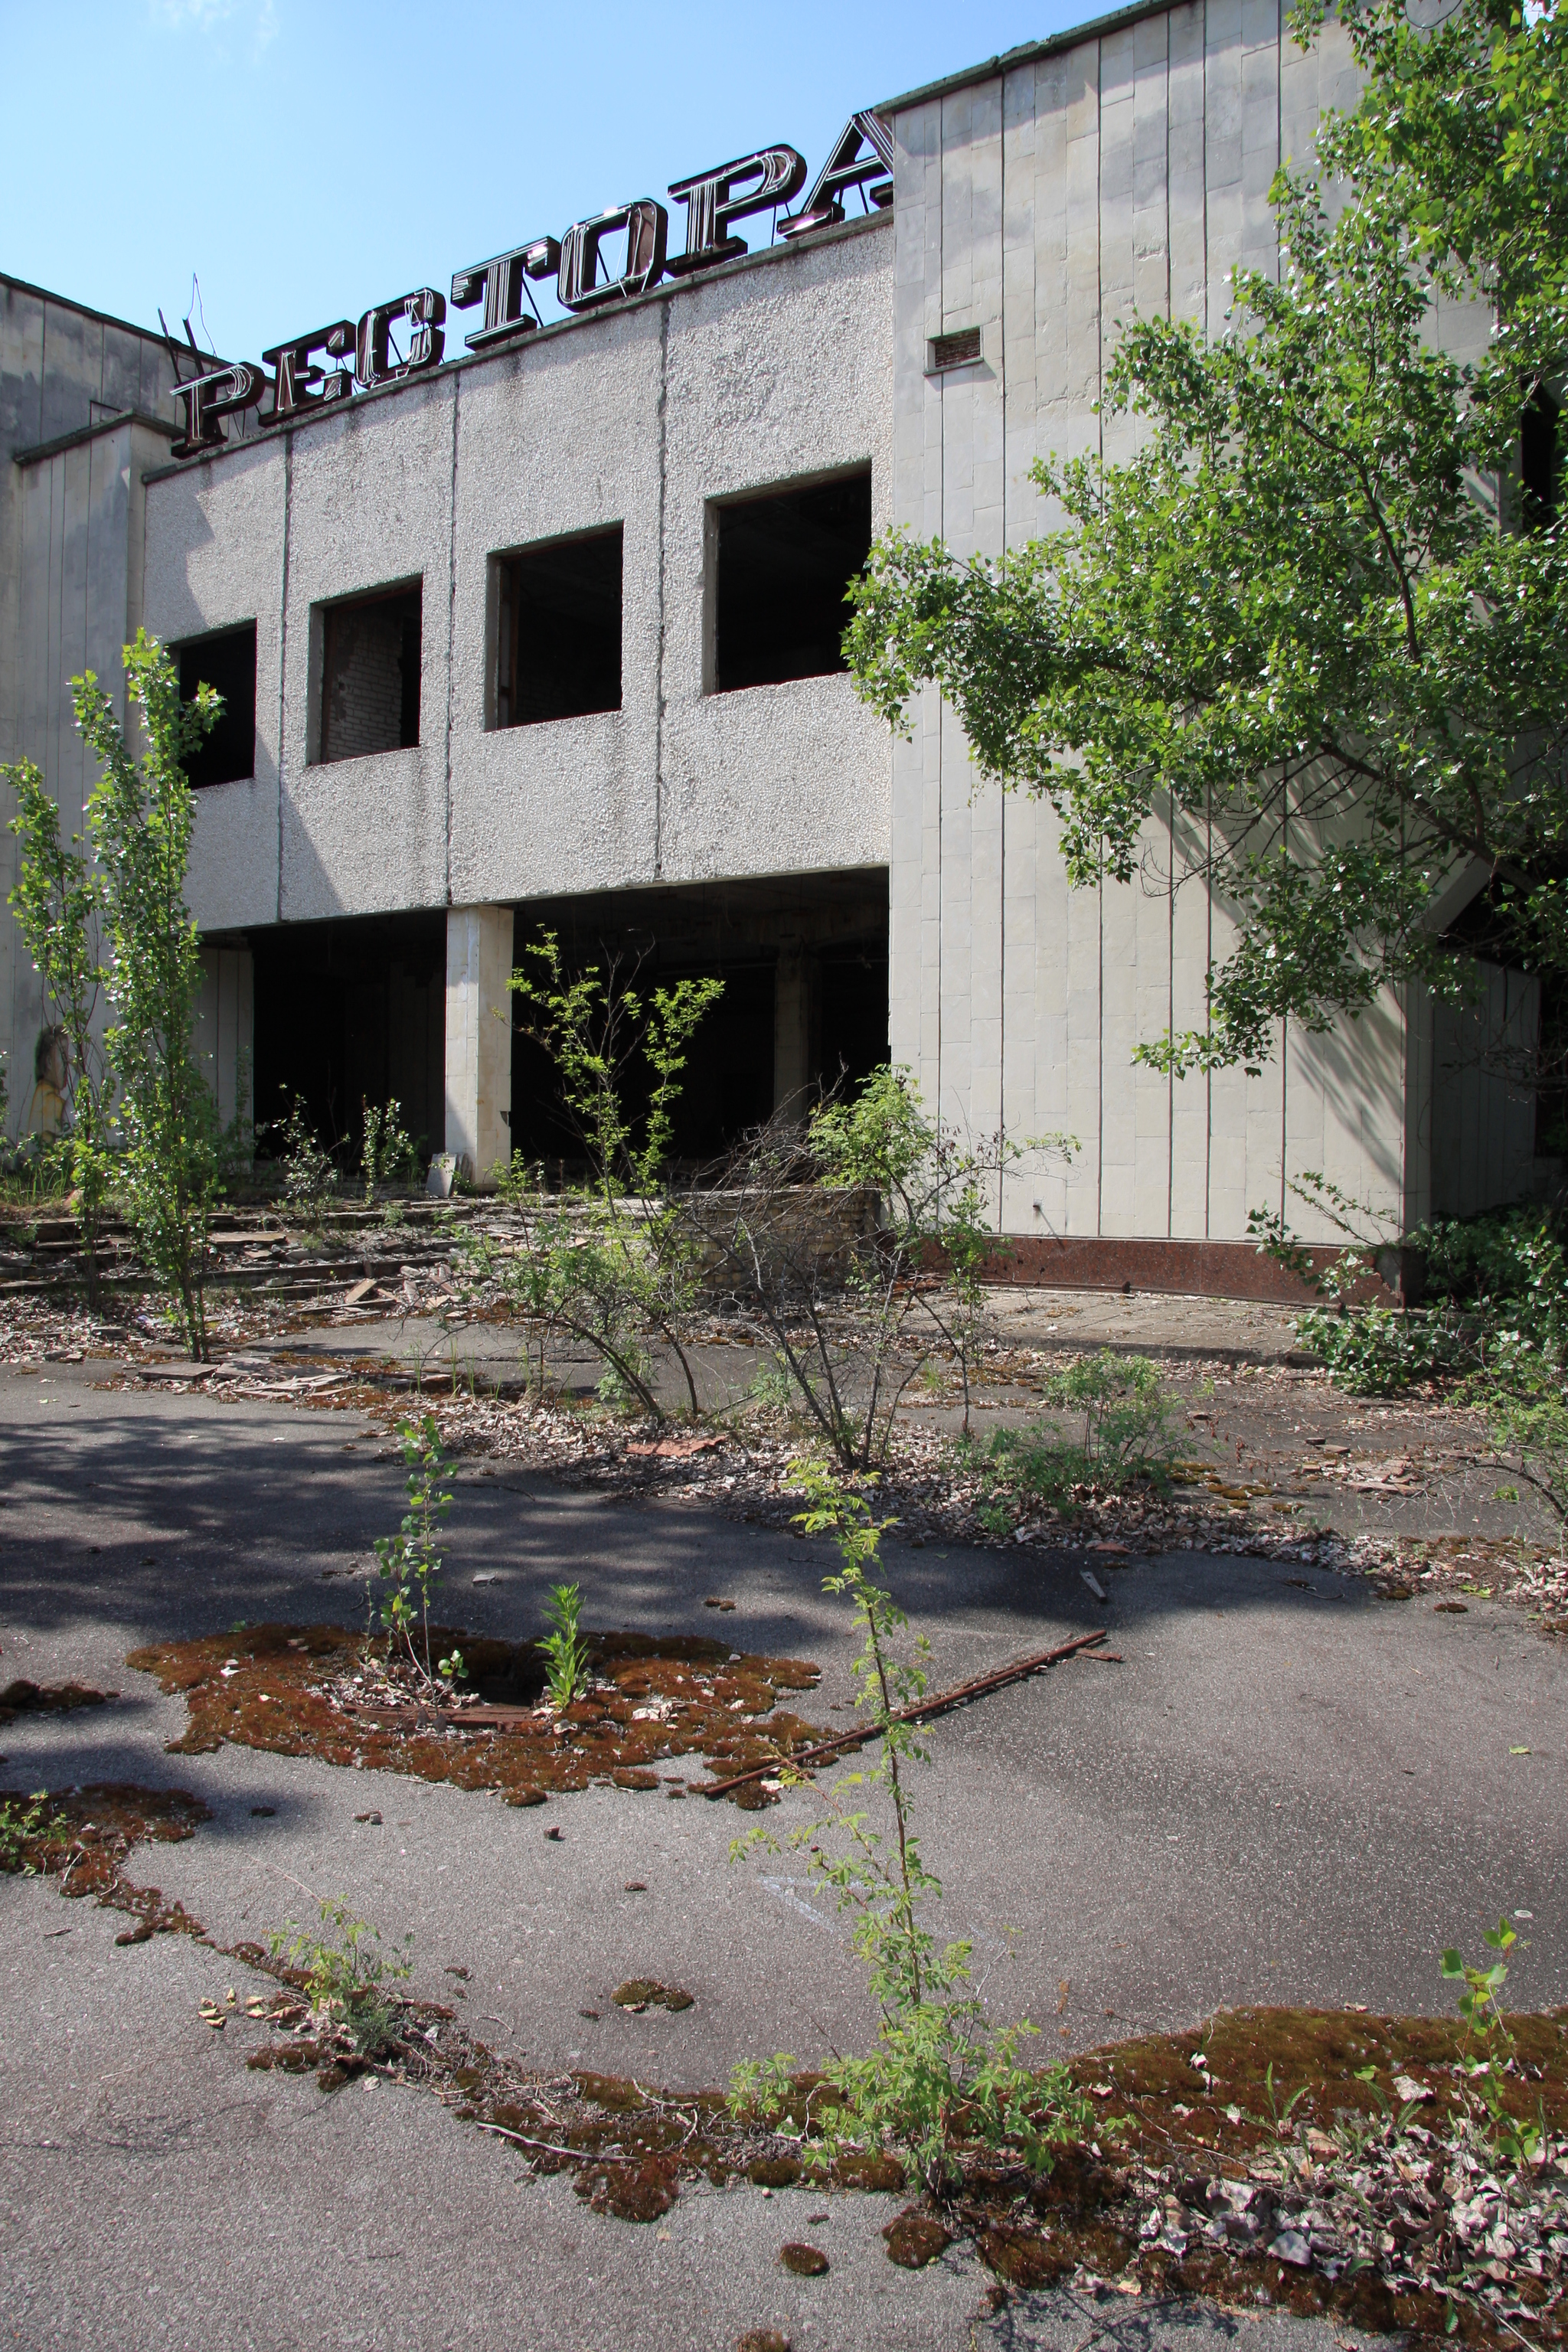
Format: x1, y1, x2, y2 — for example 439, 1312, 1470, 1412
276, 433, 292, 926
936, 119, 945, 1121
653, 300, 670, 882
443, 373, 460, 907
998, 74, 1008, 1234
1165, 9, 1174, 1240
1099, 37, 1109, 1242
1213, 0, 1222, 1251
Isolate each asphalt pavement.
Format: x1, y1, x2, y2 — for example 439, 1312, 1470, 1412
2, 1354, 1562, 2350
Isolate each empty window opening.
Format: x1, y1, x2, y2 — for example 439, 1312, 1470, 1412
1522, 387, 1561, 532
712, 469, 872, 694
495, 528, 622, 727
177, 622, 256, 789
319, 583, 422, 764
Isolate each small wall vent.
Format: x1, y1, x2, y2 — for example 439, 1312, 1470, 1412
927, 326, 982, 374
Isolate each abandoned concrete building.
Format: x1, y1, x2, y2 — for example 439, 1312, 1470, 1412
0, 0, 1545, 1288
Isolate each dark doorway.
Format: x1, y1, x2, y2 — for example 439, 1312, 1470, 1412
250, 910, 444, 1168
495, 528, 622, 727
712, 469, 872, 693
1523, 387, 1561, 534
818, 941, 890, 1099
176, 622, 256, 788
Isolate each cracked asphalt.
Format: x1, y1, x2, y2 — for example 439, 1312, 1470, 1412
2, 1352, 1562, 2350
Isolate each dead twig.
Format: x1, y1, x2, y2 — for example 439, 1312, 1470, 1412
474, 2118, 590, 2161
701, 1628, 1109, 1798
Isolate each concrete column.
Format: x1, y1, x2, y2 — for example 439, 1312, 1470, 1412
195, 946, 256, 1148
773, 943, 815, 1121
444, 904, 514, 1181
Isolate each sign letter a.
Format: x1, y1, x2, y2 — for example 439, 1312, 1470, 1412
779, 111, 893, 240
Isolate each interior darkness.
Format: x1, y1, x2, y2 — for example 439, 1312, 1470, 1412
320, 586, 422, 764
818, 941, 890, 1099
714, 469, 872, 693
508, 876, 890, 1177
1522, 388, 1561, 532
250, 911, 444, 1168
177, 623, 256, 789
497, 528, 622, 726
1442, 880, 1563, 1160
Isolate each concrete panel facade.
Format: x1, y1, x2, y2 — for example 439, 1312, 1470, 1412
1, 276, 181, 1129
142, 217, 894, 945
884, 1, 1429, 1247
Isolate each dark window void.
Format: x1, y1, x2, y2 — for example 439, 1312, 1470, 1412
713, 469, 872, 694
496, 528, 622, 727
177, 622, 256, 788
1522, 387, 1561, 533
319, 585, 421, 764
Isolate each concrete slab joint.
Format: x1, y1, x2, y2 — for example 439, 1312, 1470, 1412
443, 902, 514, 1184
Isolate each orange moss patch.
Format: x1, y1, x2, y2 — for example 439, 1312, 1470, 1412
0, 1780, 209, 1940
1083, 2001, 1568, 2153
0, 1677, 114, 1726
126, 1622, 825, 1805
220, 1981, 1566, 2342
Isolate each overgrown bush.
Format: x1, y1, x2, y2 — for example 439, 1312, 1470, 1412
702, 1068, 1073, 1469
269, 1899, 412, 2055
461, 933, 721, 1419
78, 634, 224, 1357
371, 1414, 456, 1690
272, 1094, 340, 1229
973, 1350, 1179, 1517
361, 1098, 419, 1204
538, 1581, 591, 1710
5, 761, 113, 1302
1253, 1178, 1568, 1396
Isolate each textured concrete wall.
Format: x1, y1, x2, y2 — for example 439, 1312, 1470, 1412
884, 0, 1468, 1246
0, 279, 181, 1132
143, 217, 894, 940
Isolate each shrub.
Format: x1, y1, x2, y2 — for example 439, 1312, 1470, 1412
269, 1900, 412, 2056
539, 1582, 591, 1710
372, 1415, 455, 1688
979, 1351, 1179, 1509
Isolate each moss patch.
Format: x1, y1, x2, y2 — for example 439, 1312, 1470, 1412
126, 1622, 824, 1806
0, 1677, 115, 1726
0, 1780, 209, 1941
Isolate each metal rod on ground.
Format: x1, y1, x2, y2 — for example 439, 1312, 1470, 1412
701, 1626, 1110, 1799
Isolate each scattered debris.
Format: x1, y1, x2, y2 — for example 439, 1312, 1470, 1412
779, 2243, 828, 2276
612, 1980, 694, 2014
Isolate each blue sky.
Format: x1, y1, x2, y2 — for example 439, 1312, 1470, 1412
5, 0, 1088, 363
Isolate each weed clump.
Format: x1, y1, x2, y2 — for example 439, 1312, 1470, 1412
970, 1351, 1180, 1527
730, 1459, 1096, 2197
